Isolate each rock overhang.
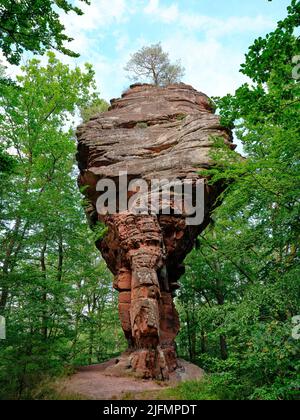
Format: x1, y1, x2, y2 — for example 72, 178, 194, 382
76, 82, 235, 380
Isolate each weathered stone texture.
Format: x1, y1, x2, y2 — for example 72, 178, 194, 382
77, 83, 233, 379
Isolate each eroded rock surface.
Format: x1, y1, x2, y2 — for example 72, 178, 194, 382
76, 83, 234, 380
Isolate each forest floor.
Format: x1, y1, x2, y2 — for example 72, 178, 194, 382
48, 359, 205, 400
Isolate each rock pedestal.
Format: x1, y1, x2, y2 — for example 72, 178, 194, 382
76, 83, 234, 380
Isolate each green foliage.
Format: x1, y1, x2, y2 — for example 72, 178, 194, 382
0, 53, 125, 400
0, 144, 16, 174
92, 222, 109, 241
0, 0, 299, 402
160, 379, 221, 401
0, 0, 90, 64
136, 122, 148, 129
80, 97, 109, 122
176, 1, 300, 401
175, 113, 186, 121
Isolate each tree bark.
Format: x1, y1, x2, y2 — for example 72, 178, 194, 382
40, 242, 48, 340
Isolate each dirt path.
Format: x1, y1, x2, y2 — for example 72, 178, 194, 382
54, 359, 204, 400
58, 367, 164, 400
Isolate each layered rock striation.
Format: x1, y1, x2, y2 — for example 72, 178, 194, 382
76, 83, 234, 380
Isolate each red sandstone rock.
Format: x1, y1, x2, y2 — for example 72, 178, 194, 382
76, 83, 234, 380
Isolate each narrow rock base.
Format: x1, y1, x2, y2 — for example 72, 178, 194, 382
104, 349, 178, 381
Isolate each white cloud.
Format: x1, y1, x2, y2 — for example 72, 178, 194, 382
1, 0, 273, 105
161, 35, 248, 98
94, 31, 249, 102
144, 0, 159, 14
180, 14, 274, 38
143, 0, 274, 37
55, 0, 135, 91
60, 0, 128, 33
29, 0, 272, 101
113, 30, 130, 52
140, 0, 272, 99
0, 51, 21, 79
144, 0, 179, 23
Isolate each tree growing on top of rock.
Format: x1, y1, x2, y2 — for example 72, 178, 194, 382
124, 43, 185, 86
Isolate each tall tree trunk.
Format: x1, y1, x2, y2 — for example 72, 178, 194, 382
0, 218, 21, 314
87, 293, 97, 365
186, 308, 196, 362
57, 233, 63, 282
88, 327, 94, 365
200, 328, 207, 354
40, 242, 48, 340
220, 334, 228, 361
212, 226, 229, 361
216, 283, 228, 360
0, 150, 33, 314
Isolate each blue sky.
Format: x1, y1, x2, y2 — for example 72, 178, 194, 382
54, 0, 292, 101
3, 0, 292, 101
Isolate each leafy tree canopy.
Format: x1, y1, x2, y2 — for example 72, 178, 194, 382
80, 97, 109, 122
0, 0, 90, 64
174, 0, 300, 400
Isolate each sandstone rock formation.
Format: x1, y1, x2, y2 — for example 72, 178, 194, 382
76, 83, 234, 380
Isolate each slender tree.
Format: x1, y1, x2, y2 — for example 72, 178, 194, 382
176, 0, 300, 400
124, 43, 185, 86
0, 53, 125, 399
